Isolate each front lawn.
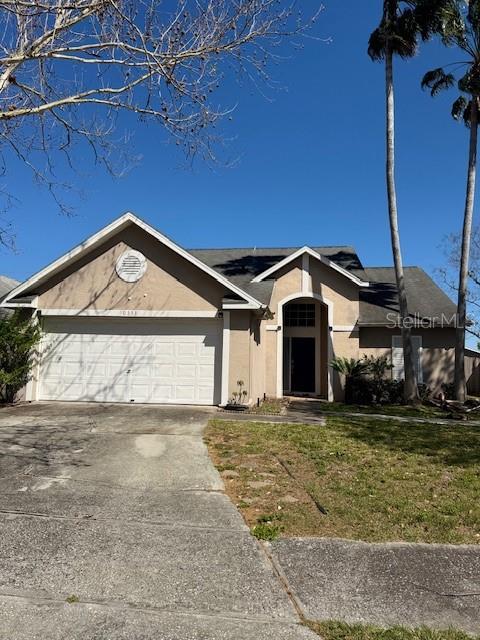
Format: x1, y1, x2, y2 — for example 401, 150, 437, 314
306, 622, 478, 640
205, 417, 480, 544
310, 402, 449, 419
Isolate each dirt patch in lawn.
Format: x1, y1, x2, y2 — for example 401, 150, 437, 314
205, 417, 480, 544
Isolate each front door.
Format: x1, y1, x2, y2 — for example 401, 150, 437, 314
290, 337, 315, 393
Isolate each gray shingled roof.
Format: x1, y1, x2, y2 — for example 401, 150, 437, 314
189, 246, 366, 305
359, 267, 456, 326
0, 275, 19, 316
0, 275, 19, 300
2, 242, 456, 327
190, 248, 456, 325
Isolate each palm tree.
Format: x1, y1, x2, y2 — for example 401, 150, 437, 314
368, 1, 420, 404
420, 0, 480, 402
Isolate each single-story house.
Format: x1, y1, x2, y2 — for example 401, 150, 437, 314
0, 212, 458, 405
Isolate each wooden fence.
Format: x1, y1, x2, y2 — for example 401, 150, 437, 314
465, 349, 480, 397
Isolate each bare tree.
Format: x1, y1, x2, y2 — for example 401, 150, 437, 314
439, 227, 480, 341
0, 0, 319, 226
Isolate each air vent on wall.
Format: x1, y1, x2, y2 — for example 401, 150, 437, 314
115, 250, 147, 283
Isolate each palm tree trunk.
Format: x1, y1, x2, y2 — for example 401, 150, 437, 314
454, 97, 478, 403
385, 41, 419, 404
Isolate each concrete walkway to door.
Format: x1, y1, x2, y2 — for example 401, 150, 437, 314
0, 402, 316, 640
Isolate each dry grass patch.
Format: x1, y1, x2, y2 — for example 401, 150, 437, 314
248, 397, 288, 415
205, 417, 480, 543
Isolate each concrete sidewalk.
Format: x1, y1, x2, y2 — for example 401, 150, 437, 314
285, 398, 480, 427
271, 537, 480, 634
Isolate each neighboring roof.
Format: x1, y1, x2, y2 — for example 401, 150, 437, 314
190, 245, 368, 304
2, 213, 263, 310
0, 276, 20, 316
359, 267, 457, 326
0, 275, 19, 300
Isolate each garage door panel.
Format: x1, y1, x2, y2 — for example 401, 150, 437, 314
152, 364, 174, 377
199, 364, 215, 379
84, 362, 108, 377
155, 343, 175, 356
64, 361, 85, 377
177, 343, 197, 357
39, 318, 221, 405
48, 382, 84, 400
151, 384, 174, 402
106, 361, 130, 378
198, 386, 215, 402
175, 385, 196, 402
88, 343, 111, 357
176, 364, 196, 379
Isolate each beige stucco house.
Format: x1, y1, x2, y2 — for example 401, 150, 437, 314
1, 213, 457, 405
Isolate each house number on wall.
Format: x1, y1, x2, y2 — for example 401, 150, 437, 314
122, 310, 138, 317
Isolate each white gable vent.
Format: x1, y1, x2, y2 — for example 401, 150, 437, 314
115, 250, 147, 283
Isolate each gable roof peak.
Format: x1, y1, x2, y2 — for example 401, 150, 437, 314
1, 212, 263, 309
251, 245, 370, 287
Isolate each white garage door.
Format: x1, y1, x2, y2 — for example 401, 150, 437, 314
38, 317, 222, 405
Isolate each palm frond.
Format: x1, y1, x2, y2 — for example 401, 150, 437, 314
467, 0, 480, 29
414, 0, 465, 47
452, 95, 468, 120
330, 357, 370, 378
368, 26, 386, 61
462, 100, 473, 127
392, 8, 419, 58
368, 4, 418, 62
421, 67, 455, 95
458, 69, 480, 96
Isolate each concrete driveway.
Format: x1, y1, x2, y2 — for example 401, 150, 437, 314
0, 403, 315, 640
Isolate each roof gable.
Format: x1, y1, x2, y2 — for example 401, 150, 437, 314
2, 213, 263, 309
250, 246, 370, 287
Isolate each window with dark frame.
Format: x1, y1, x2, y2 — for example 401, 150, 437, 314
284, 303, 316, 327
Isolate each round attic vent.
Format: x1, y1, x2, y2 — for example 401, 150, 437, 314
115, 250, 147, 283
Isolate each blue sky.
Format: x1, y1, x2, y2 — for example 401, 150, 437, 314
0, 1, 473, 296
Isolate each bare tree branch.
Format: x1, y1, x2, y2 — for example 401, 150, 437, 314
0, 0, 322, 231
438, 227, 480, 340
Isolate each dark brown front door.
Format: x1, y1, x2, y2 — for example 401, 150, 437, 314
290, 337, 315, 393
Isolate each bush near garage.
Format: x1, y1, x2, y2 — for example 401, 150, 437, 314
0, 312, 41, 404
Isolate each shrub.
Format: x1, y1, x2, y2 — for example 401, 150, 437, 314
331, 357, 371, 378
331, 357, 371, 404
332, 355, 429, 406
0, 312, 41, 404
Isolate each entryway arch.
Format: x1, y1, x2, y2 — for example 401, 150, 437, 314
276, 293, 334, 401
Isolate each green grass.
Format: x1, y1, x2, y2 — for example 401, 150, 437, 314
251, 522, 281, 540
315, 403, 448, 419
205, 416, 480, 544
306, 621, 478, 640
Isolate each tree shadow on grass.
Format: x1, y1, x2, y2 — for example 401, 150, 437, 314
334, 416, 480, 467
